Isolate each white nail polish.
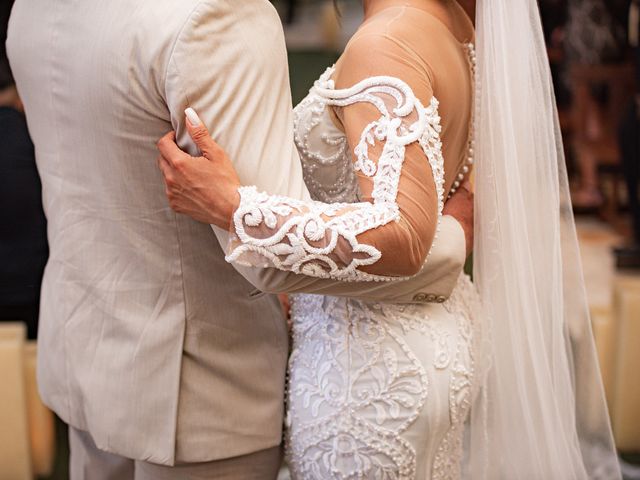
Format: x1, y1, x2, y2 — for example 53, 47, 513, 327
185, 107, 202, 126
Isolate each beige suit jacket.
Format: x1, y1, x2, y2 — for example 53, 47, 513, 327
7, 0, 467, 466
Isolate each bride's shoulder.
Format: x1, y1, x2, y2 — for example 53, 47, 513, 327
339, 31, 404, 66
333, 27, 432, 96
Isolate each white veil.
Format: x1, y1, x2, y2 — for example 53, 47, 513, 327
468, 0, 622, 478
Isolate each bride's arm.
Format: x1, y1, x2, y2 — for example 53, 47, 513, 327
161, 34, 446, 281
324, 33, 442, 278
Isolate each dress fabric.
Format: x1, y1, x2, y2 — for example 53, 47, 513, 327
283, 7, 484, 475
286, 278, 481, 480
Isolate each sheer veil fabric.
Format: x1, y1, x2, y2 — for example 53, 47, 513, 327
470, 0, 621, 478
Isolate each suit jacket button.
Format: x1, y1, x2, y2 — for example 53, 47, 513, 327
412, 293, 428, 302
436, 296, 447, 303
426, 294, 437, 302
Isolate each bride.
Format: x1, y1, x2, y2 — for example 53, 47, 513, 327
156, 0, 621, 478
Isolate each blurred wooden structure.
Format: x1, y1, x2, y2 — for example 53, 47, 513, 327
0, 323, 55, 480
570, 63, 635, 224
593, 275, 640, 452
611, 275, 640, 451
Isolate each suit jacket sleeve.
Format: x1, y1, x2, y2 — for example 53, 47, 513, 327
163, 0, 466, 303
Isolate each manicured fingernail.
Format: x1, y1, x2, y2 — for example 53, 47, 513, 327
185, 107, 202, 126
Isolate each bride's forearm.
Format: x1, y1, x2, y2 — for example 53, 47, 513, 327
224, 214, 467, 304
227, 185, 438, 280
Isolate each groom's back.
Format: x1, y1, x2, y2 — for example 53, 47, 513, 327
9, 2, 189, 309
7, 0, 289, 465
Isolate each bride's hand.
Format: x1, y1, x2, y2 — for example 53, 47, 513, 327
156, 109, 241, 229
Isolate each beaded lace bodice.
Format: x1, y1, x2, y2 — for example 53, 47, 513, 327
293, 66, 445, 210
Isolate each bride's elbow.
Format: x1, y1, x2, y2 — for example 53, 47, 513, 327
407, 259, 427, 277
385, 226, 435, 277
399, 242, 431, 277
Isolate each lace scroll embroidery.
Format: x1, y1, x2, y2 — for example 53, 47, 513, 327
226, 73, 446, 281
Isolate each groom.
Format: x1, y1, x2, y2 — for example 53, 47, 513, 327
7, 0, 472, 478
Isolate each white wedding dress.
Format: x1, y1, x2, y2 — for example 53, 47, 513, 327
222, 7, 485, 477
282, 66, 484, 479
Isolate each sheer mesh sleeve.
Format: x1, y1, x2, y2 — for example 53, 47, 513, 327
225, 34, 447, 281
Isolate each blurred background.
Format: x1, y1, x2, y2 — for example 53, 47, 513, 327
2, 0, 640, 478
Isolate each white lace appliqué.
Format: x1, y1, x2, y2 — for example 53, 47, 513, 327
225, 72, 446, 281
286, 296, 431, 479
286, 274, 478, 480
